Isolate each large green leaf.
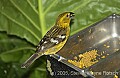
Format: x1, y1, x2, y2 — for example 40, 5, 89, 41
0, 0, 120, 45
0, 0, 120, 78
0, 32, 46, 78
0, 32, 35, 62
0, 0, 40, 45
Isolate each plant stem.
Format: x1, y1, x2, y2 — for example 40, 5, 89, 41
38, 0, 46, 37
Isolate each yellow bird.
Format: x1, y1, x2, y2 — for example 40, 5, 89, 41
21, 12, 75, 68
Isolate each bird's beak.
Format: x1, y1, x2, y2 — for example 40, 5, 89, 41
70, 12, 75, 19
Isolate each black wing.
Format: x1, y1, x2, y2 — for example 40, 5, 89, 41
36, 26, 67, 53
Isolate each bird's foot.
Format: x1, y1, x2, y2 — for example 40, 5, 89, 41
57, 55, 65, 61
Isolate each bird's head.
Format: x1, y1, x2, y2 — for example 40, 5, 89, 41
56, 12, 75, 28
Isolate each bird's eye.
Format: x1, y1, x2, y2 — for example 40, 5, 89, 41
66, 14, 70, 18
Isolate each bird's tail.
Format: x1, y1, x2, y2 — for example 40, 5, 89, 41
21, 53, 42, 68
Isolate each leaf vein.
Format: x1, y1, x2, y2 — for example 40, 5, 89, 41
1, 12, 40, 41
10, 0, 40, 31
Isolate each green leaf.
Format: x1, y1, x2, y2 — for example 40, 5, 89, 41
0, 61, 28, 78
0, 32, 46, 78
0, 0, 40, 45
1, 0, 120, 45
0, 32, 35, 62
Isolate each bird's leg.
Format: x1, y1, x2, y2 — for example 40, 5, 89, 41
53, 54, 65, 61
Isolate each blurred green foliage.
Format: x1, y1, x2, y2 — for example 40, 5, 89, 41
0, 0, 120, 78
